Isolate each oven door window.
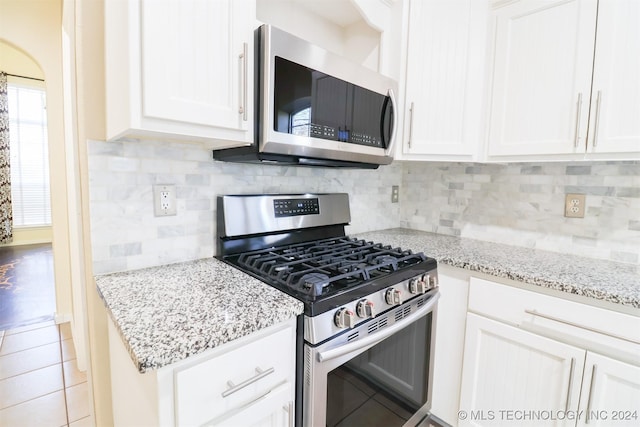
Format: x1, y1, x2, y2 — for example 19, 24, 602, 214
326, 313, 431, 427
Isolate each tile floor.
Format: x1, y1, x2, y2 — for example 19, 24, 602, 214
0, 320, 93, 426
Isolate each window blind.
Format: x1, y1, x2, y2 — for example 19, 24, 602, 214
7, 84, 52, 227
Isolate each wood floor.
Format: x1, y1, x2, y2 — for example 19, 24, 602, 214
0, 243, 55, 330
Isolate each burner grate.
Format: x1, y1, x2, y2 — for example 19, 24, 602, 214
233, 237, 426, 298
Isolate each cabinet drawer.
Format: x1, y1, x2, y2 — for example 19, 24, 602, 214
468, 277, 640, 349
174, 324, 295, 426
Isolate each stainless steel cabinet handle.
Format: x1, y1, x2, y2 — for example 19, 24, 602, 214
585, 364, 598, 425
284, 401, 294, 427
524, 309, 640, 345
574, 93, 583, 148
565, 357, 575, 411
407, 102, 415, 149
593, 90, 602, 148
238, 42, 248, 121
221, 366, 275, 398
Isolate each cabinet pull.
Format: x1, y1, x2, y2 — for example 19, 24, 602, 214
585, 364, 598, 425
524, 309, 640, 345
592, 90, 602, 148
573, 93, 583, 148
221, 366, 275, 398
238, 42, 248, 121
283, 401, 294, 427
564, 357, 575, 411
407, 102, 415, 149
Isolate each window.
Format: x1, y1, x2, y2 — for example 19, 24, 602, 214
291, 107, 311, 136
7, 83, 51, 227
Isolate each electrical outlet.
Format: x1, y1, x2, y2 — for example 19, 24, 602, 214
154, 185, 177, 216
564, 193, 585, 218
391, 185, 399, 203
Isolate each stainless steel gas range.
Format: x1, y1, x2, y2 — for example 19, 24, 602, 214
216, 193, 440, 427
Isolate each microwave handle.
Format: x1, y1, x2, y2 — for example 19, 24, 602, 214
381, 89, 397, 154
317, 292, 439, 363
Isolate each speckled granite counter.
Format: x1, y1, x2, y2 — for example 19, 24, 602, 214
96, 258, 303, 373
355, 228, 640, 310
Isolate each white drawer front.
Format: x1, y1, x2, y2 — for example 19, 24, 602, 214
174, 324, 295, 426
468, 277, 640, 351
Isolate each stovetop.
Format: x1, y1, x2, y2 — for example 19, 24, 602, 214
223, 236, 437, 316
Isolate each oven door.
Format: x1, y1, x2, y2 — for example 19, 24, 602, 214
303, 291, 439, 427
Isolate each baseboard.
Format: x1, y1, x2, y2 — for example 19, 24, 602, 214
55, 313, 72, 324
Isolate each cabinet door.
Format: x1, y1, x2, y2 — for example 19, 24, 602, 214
206, 382, 293, 427
430, 269, 470, 426
487, 0, 597, 157
586, 0, 640, 156
141, 0, 252, 132
576, 352, 640, 427
459, 313, 585, 427
402, 0, 487, 159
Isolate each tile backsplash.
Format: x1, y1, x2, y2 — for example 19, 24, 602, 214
88, 139, 402, 274
88, 139, 639, 274
401, 161, 640, 264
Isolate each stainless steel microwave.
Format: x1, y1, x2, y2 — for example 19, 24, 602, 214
212, 24, 398, 169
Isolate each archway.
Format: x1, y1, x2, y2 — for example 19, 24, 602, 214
0, 41, 55, 329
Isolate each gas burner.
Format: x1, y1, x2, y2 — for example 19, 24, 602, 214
371, 255, 399, 271
299, 273, 331, 297
230, 237, 429, 302
218, 194, 437, 317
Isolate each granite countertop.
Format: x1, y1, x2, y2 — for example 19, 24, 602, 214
95, 258, 303, 373
97, 228, 638, 373
355, 228, 640, 310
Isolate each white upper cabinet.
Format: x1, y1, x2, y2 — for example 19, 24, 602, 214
586, 0, 640, 156
487, 0, 597, 158
105, 0, 254, 148
400, 0, 489, 160
486, 0, 640, 159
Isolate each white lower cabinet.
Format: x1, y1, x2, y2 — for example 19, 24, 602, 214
206, 382, 293, 427
459, 313, 585, 427
107, 317, 297, 427
576, 352, 640, 427
459, 277, 640, 427
430, 266, 471, 426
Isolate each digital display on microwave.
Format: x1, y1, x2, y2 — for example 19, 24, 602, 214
273, 57, 393, 149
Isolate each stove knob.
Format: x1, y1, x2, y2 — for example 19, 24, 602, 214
385, 288, 402, 306
427, 274, 439, 288
409, 277, 427, 294
356, 300, 375, 319
334, 308, 356, 329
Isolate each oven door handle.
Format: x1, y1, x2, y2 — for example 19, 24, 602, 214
317, 292, 440, 363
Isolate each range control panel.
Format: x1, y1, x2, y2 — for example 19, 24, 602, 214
274, 198, 320, 217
